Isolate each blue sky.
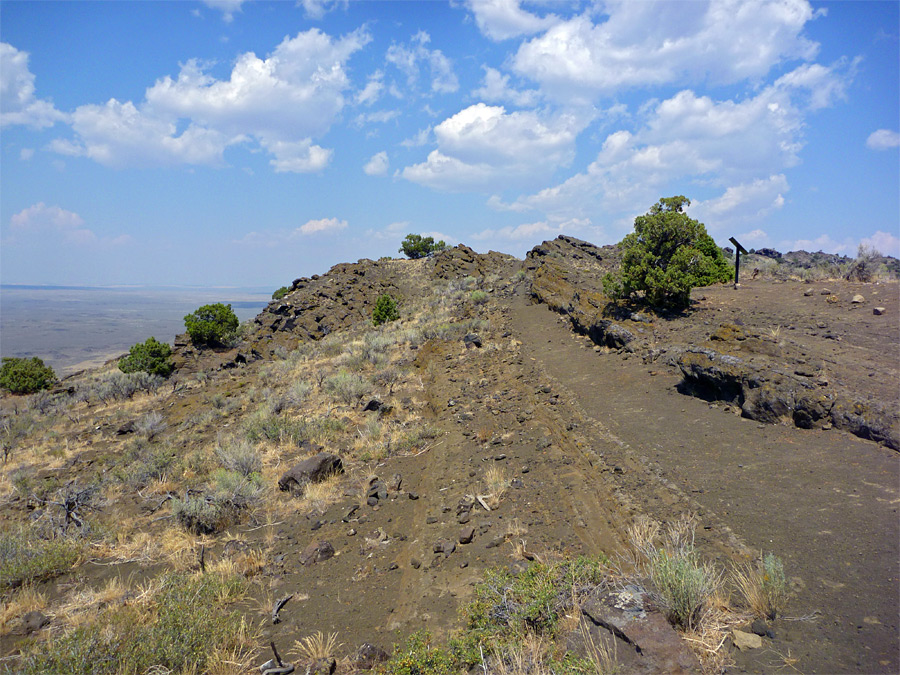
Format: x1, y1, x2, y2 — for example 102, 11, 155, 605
1, 0, 898, 287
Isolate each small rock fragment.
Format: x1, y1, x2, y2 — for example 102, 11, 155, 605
459, 526, 475, 544
851, 294, 865, 304
732, 629, 762, 651
873, 306, 886, 315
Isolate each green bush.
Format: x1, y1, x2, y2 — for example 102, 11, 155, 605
378, 557, 610, 675
604, 196, 733, 309
0, 357, 56, 394
324, 369, 371, 406
183, 303, 239, 347
372, 294, 400, 326
272, 285, 290, 300
470, 290, 488, 305
0, 526, 82, 590
118, 336, 174, 377
16, 572, 249, 675
399, 233, 448, 259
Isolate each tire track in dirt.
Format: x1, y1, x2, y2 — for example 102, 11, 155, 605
510, 294, 900, 675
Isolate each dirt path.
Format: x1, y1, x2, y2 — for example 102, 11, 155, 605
510, 294, 900, 675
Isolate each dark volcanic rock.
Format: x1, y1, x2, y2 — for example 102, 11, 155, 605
278, 452, 343, 493
21, 611, 50, 634
354, 643, 389, 670
575, 588, 701, 674
588, 319, 635, 350
300, 540, 335, 565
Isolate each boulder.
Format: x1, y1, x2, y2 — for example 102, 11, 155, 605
354, 643, 389, 670
300, 540, 335, 566
573, 587, 701, 674
459, 526, 475, 544
588, 320, 635, 350
278, 452, 343, 493
21, 610, 50, 634
463, 333, 483, 349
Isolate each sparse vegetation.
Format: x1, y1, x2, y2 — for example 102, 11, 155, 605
184, 302, 240, 347
14, 572, 253, 675
378, 557, 610, 675
0, 235, 871, 675
272, 285, 290, 300
0, 356, 57, 394
324, 369, 371, 406
734, 552, 788, 620
118, 336, 174, 377
0, 525, 83, 590
626, 515, 722, 630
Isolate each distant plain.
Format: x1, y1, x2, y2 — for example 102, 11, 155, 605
0, 286, 271, 376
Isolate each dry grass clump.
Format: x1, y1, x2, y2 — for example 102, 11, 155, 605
482, 465, 510, 509
215, 436, 263, 476
629, 515, 723, 631
733, 552, 788, 620
485, 631, 554, 674
0, 585, 47, 633
302, 473, 344, 514
293, 630, 342, 660
619, 515, 792, 674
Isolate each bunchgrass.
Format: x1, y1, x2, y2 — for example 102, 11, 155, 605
15, 572, 253, 675
627, 516, 722, 631
0, 526, 83, 591
733, 552, 788, 620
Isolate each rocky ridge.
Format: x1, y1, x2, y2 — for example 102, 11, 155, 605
526, 235, 899, 450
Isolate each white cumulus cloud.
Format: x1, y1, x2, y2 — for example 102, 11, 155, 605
364, 151, 389, 176
0, 43, 66, 128
690, 175, 789, 231
8, 202, 128, 247
866, 129, 900, 150
859, 231, 900, 257
465, 0, 559, 41
473, 217, 592, 241
512, 0, 822, 103
300, 0, 347, 20
50, 28, 369, 171
401, 103, 587, 192
491, 65, 845, 222
356, 71, 384, 106
202, 0, 245, 22
50, 99, 230, 168
296, 217, 348, 235
472, 66, 540, 107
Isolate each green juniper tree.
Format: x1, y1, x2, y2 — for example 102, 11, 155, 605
604, 196, 732, 309
183, 303, 240, 347
118, 337, 175, 377
399, 234, 448, 259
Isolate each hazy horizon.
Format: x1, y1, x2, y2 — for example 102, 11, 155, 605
0, 286, 270, 375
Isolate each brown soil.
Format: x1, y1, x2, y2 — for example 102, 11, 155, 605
2, 242, 897, 674
510, 290, 899, 674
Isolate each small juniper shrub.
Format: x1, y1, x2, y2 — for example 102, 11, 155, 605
372, 294, 400, 326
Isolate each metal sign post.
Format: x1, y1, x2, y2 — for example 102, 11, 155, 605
729, 237, 749, 287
